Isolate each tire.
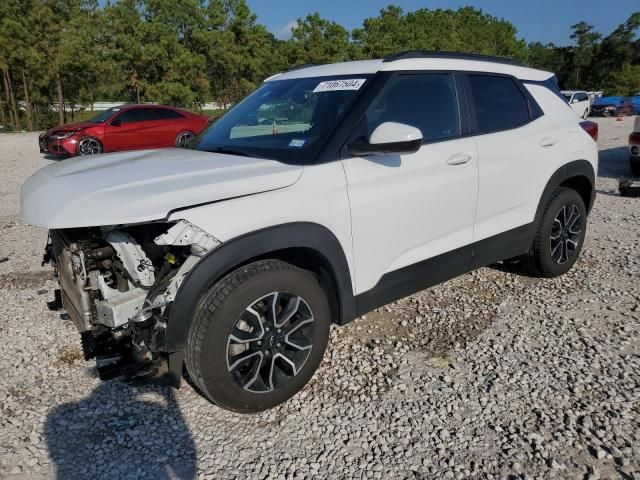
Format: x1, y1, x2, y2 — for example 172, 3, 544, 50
582, 109, 589, 119
76, 137, 103, 156
630, 156, 640, 177
175, 130, 196, 148
522, 187, 587, 278
185, 260, 331, 413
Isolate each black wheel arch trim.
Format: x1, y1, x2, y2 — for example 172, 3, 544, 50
534, 159, 596, 221
163, 222, 355, 352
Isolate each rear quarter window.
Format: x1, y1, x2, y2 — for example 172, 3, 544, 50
467, 74, 534, 134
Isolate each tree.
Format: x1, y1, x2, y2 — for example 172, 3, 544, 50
287, 13, 352, 64
102, 0, 148, 103
568, 22, 601, 88
352, 6, 527, 61
588, 12, 640, 90
605, 63, 640, 96
0, 0, 34, 129
527, 42, 564, 71
0, 1, 638, 131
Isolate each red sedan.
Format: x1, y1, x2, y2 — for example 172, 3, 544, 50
39, 104, 211, 157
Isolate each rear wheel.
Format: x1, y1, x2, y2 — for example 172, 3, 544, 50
582, 109, 589, 119
185, 260, 331, 413
175, 130, 195, 148
76, 137, 103, 156
521, 187, 587, 277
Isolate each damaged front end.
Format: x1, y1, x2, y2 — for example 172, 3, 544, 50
44, 220, 219, 385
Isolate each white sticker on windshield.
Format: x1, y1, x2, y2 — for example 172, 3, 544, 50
313, 79, 366, 93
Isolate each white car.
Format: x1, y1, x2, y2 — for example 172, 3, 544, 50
21, 52, 599, 412
562, 90, 591, 118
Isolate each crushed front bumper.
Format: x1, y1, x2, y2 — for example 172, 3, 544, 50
39, 135, 77, 156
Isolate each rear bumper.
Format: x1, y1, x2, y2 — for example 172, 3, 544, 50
590, 107, 616, 116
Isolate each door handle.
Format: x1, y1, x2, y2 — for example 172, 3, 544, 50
539, 137, 558, 147
446, 153, 472, 166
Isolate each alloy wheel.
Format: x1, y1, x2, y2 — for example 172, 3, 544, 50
176, 131, 195, 148
77, 138, 102, 155
550, 203, 582, 265
226, 292, 315, 393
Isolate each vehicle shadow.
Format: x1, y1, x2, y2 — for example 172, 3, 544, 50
43, 154, 68, 161
488, 258, 538, 277
44, 381, 197, 480
598, 146, 630, 179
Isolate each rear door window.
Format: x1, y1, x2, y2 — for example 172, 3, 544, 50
151, 108, 185, 120
467, 74, 532, 134
135, 108, 163, 122
115, 109, 145, 124
365, 73, 461, 143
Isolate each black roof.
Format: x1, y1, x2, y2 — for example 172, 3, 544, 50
286, 63, 325, 72
383, 50, 524, 67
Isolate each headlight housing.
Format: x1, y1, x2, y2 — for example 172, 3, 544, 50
51, 131, 78, 140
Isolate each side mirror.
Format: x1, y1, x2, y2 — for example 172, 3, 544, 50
571, 98, 579, 104
348, 122, 423, 156
110, 118, 121, 127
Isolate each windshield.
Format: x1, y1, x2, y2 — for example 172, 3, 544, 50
191, 76, 370, 163
88, 107, 122, 123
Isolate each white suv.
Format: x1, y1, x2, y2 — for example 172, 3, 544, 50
562, 90, 591, 118
21, 52, 598, 412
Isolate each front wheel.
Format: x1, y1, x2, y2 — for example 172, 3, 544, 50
522, 187, 587, 277
175, 130, 195, 148
630, 157, 640, 176
582, 109, 589, 119
185, 260, 331, 413
76, 137, 103, 156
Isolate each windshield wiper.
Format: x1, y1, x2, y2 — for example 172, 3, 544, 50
205, 147, 253, 158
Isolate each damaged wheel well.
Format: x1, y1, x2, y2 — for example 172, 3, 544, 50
164, 222, 356, 352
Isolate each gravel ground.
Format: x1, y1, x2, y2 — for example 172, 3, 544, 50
0, 118, 639, 480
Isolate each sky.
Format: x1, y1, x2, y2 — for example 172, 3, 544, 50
246, 0, 639, 45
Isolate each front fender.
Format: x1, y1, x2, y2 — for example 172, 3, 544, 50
163, 222, 355, 352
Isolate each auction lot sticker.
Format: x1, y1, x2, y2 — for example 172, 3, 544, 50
313, 79, 366, 93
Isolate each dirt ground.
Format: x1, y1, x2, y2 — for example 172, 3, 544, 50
0, 117, 639, 480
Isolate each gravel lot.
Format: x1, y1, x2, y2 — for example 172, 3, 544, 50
0, 118, 639, 480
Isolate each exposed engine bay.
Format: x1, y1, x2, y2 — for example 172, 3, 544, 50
44, 220, 219, 383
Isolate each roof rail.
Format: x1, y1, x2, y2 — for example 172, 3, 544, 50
383, 50, 524, 67
286, 63, 325, 72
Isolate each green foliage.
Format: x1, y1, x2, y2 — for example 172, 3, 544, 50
528, 14, 640, 91
352, 6, 527, 60
0, 1, 638, 131
605, 63, 640, 96
286, 13, 352, 64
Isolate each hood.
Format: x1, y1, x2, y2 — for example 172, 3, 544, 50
45, 122, 97, 135
21, 148, 303, 228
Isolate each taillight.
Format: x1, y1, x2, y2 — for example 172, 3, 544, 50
580, 120, 598, 142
